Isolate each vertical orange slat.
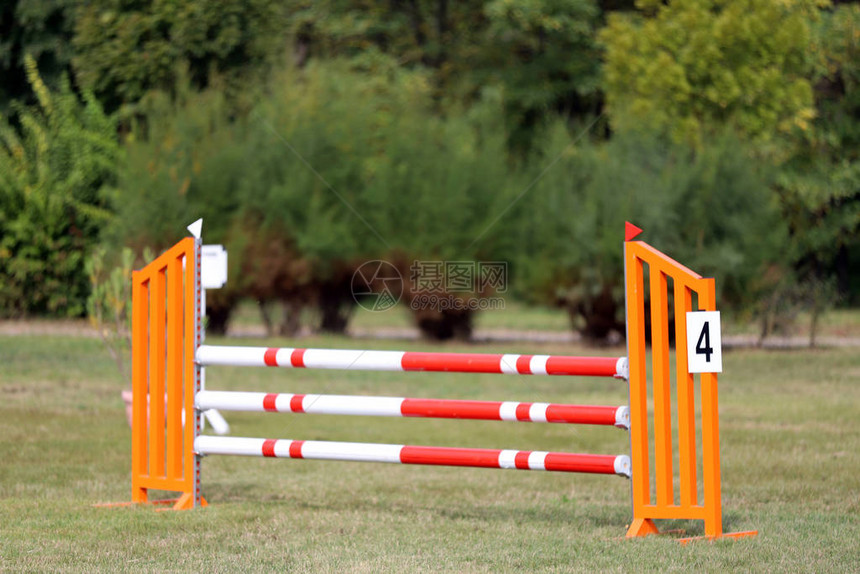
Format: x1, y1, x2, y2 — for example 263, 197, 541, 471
131, 272, 149, 502
649, 270, 674, 507
166, 256, 184, 480
698, 279, 723, 537
149, 268, 167, 478
183, 239, 197, 495
674, 281, 697, 507
625, 245, 650, 510
649, 270, 673, 507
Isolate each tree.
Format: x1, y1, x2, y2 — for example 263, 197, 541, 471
777, 4, 860, 302
0, 0, 76, 113
482, 0, 602, 150
287, 0, 601, 152
72, 0, 289, 114
600, 0, 816, 147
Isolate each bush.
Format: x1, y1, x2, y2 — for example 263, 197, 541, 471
104, 59, 787, 343
512, 123, 785, 342
241, 59, 518, 338
103, 87, 242, 252
105, 59, 517, 337
0, 56, 119, 317
101, 86, 252, 332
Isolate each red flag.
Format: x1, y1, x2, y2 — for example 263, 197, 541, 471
625, 222, 643, 242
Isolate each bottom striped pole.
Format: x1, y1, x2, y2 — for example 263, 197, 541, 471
195, 436, 631, 477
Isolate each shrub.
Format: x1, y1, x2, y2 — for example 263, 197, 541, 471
512, 122, 785, 342
0, 56, 118, 317
243, 60, 517, 338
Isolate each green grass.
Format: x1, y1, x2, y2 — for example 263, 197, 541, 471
351, 301, 572, 333
230, 299, 573, 333
234, 298, 860, 341
1, 333, 859, 571
722, 308, 860, 339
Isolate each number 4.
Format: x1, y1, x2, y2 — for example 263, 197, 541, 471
696, 322, 713, 362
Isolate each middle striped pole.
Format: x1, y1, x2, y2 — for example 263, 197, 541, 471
195, 390, 630, 428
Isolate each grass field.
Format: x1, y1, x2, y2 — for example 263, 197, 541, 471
1, 331, 859, 572
234, 299, 860, 341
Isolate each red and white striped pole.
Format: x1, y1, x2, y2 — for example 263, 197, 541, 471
197, 346, 628, 379
195, 390, 630, 428
195, 436, 632, 477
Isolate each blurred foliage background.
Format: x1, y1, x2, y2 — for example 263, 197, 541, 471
0, 0, 857, 341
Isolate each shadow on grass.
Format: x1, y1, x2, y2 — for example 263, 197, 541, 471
205, 478, 631, 530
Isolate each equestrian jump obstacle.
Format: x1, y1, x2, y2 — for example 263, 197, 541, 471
125, 222, 756, 541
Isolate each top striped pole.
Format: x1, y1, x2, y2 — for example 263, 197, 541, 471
197, 346, 628, 379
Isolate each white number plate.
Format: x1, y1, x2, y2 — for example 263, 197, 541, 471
686, 311, 722, 373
